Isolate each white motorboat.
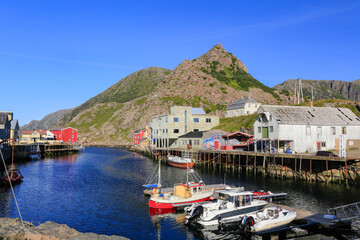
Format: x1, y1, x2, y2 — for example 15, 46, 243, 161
185, 188, 267, 228
240, 206, 296, 232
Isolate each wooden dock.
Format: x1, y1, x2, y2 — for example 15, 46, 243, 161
148, 148, 360, 184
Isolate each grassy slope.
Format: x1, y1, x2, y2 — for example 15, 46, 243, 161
212, 114, 258, 133
60, 67, 171, 125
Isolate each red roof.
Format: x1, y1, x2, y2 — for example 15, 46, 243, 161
222, 131, 254, 138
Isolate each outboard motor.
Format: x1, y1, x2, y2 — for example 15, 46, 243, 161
185, 205, 203, 225
240, 216, 255, 232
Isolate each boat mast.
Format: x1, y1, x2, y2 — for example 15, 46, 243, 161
158, 158, 161, 188
186, 160, 189, 185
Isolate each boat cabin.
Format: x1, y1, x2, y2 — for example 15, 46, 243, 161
216, 190, 254, 208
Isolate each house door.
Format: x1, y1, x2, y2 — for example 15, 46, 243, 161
317, 142, 321, 151
189, 140, 192, 146
262, 127, 269, 138
214, 141, 219, 149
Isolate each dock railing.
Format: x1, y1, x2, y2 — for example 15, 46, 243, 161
328, 201, 360, 221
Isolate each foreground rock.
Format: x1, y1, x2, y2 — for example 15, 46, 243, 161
0, 218, 129, 240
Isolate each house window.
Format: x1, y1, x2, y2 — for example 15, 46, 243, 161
321, 142, 326, 147
258, 127, 261, 133
194, 129, 199, 132
166, 117, 168, 123
174, 129, 179, 133
257, 117, 261, 122
270, 126, 273, 132
331, 127, 336, 135
269, 115, 272, 121
342, 127, 347, 134
173, 117, 179, 122
317, 127, 322, 138
166, 129, 168, 133
306, 126, 311, 136
194, 118, 199, 122
255, 104, 257, 108
72, 135, 74, 138
206, 118, 211, 123
246, 111, 250, 115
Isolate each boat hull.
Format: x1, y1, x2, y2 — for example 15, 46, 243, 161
149, 196, 212, 209
167, 160, 194, 169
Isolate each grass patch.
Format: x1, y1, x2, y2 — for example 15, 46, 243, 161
135, 97, 147, 106
212, 114, 257, 132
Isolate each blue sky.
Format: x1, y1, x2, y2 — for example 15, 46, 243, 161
1, 1, 359, 125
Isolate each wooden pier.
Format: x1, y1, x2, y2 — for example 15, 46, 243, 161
149, 148, 360, 184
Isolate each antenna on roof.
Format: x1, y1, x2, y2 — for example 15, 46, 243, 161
294, 78, 304, 105
310, 87, 314, 107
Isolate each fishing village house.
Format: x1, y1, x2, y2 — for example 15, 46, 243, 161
134, 126, 150, 150
225, 97, 260, 117
21, 127, 78, 143
0, 111, 13, 141
149, 106, 219, 148
253, 105, 360, 153
50, 127, 78, 143
170, 129, 226, 150
10, 119, 20, 142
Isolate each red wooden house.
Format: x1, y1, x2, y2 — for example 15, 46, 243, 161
134, 128, 146, 145
50, 127, 78, 143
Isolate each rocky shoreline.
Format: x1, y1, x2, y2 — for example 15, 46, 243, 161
0, 218, 129, 240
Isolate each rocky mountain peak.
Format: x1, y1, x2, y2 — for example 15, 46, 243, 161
198, 43, 248, 73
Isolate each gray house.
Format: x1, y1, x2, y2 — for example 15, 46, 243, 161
253, 105, 360, 153
10, 119, 20, 141
0, 112, 13, 141
225, 97, 260, 117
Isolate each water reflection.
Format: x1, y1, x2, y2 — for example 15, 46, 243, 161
0, 147, 360, 240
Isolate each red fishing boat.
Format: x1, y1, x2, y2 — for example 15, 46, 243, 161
144, 160, 213, 209
167, 155, 194, 169
1, 169, 24, 186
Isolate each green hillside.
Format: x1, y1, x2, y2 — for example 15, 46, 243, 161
59, 67, 171, 125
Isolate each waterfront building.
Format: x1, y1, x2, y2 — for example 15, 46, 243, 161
10, 119, 20, 141
254, 105, 360, 153
149, 106, 219, 148
20, 130, 43, 143
171, 129, 226, 150
225, 97, 260, 118
50, 127, 78, 143
134, 126, 150, 149
0, 111, 13, 141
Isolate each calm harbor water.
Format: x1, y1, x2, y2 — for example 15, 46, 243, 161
1, 147, 360, 239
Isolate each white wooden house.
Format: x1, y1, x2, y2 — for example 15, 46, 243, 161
225, 97, 260, 117
253, 105, 360, 153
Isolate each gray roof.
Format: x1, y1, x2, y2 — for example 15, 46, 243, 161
192, 108, 206, 114
11, 119, 19, 130
0, 112, 12, 125
260, 105, 360, 126
227, 97, 258, 110
179, 131, 205, 138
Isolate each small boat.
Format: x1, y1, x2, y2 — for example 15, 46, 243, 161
167, 155, 194, 169
241, 206, 296, 232
29, 145, 41, 160
1, 169, 24, 186
185, 189, 268, 228
144, 160, 213, 209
